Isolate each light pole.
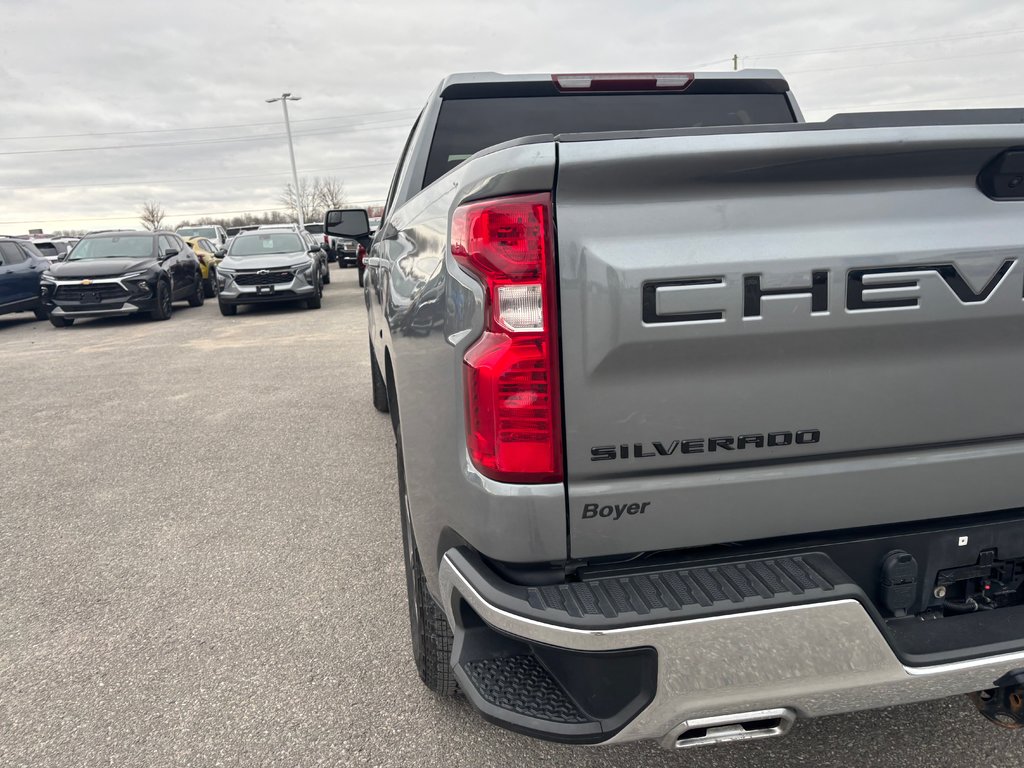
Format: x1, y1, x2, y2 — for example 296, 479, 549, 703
266, 92, 304, 229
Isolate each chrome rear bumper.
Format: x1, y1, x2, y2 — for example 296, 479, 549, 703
439, 552, 1024, 747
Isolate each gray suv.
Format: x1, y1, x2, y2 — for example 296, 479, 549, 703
216, 231, 324, 316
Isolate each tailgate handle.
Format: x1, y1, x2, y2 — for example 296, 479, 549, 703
977, 148, 1024, 200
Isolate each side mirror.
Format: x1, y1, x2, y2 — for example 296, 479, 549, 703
216, 248, 227, 257
308, 246, 320, 254
325, 208, 370, 239
163, 248, 179, 258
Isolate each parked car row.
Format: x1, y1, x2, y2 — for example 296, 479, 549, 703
181, 221, 368, 274
0, 226, 339, 327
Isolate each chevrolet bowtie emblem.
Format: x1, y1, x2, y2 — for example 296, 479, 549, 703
80, 279, 93, 285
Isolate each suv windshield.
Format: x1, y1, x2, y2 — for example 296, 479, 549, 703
177, 227, 217, 238
69, 235, 154, 260
423, 93, 795, 188
229, 233, 303, 256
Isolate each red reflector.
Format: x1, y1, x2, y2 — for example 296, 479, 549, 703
552, 72, 693, 91
357, 244, 367, 266
464, 333, 560, 482
452, 193, 562, 484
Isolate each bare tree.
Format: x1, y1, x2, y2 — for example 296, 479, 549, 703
140, 200, 166, 231
314, 176, 347, 211
278, 177, 319, 223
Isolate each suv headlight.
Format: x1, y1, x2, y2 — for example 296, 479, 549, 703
292, 259, 314, 276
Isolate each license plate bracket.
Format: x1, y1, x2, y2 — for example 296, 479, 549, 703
256, 285, 274, 295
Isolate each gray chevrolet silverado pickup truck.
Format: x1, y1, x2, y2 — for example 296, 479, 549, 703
326, 70, 1024, 749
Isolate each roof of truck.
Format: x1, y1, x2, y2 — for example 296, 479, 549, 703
436, 70, 791, 99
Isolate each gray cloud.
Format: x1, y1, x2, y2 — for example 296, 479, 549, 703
2, 0, 1022, 231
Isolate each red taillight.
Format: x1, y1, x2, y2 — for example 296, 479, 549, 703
552, 72, 693, 91
452, 193, 562, 484
357, 244, 367, 267
323, 234, 329, 245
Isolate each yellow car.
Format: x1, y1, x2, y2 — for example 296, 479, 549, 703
186, 237, 224, 298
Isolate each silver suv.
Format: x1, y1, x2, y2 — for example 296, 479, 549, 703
215, 231, 323, 316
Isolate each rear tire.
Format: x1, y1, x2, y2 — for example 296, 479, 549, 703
323, 265, 331, 285
358, 266, 365, 288
218, 300, 237, 316
396, 418, 457, 697
370, 343, 389, 413
187, 274, 205, 307
202, 273, 216, 298
150, 280, 172, 320
49, 315, 73, 327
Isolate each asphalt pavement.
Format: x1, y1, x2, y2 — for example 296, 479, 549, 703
1, 265, 1022, 767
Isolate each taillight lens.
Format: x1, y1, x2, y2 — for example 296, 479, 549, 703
357, 244, 367, 266
452, 193, 562, 483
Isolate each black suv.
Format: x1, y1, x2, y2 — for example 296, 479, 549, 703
41, 231, 204, 327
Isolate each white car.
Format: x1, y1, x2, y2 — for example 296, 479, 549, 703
257, 223, 302, 232
176, 225, 228, 249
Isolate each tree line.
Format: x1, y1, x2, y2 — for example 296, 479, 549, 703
139, 175, 380, 231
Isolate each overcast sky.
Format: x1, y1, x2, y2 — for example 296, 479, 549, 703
2, 0, 1023, 232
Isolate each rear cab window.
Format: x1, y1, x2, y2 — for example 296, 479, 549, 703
423, 91, 795, 189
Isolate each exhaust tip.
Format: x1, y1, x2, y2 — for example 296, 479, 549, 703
663, 708, 797, 749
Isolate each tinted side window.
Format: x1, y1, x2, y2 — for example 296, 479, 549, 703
19, 242, 45, 260
158, 236, 174, 254
0, 242, 26, 264
382, 114, 421, 223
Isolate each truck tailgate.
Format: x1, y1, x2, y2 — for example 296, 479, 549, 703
555, 121, 1024, 558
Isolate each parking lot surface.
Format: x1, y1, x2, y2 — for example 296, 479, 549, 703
2, 265, 1022, 767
